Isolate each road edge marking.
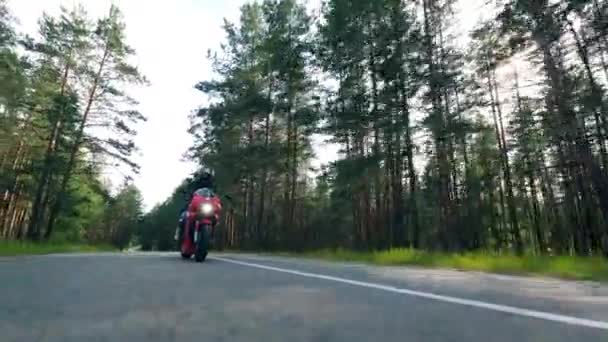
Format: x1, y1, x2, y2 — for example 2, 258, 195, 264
211, 256, 608, 330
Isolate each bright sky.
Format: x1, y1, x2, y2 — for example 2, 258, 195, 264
9, 0, 481, 211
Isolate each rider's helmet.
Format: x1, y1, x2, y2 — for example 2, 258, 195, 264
194, 171, 214, 191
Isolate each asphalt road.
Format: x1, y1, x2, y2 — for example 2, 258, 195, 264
1, 252, 607, 341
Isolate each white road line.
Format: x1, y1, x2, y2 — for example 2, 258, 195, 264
211, 256, 608, 330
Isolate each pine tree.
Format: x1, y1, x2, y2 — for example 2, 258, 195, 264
45, 5, 147, 239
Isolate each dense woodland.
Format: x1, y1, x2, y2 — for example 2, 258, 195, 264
0, 1, 144, 249
4, 0, 608, 257
143, 0, 608, 257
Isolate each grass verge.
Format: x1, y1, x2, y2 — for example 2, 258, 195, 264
271, 248, 608, 282
0, 240, 115, 257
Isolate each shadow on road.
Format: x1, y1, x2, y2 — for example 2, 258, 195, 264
130, 251, 218, 266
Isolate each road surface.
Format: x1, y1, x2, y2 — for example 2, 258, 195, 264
1, 252, 607, 341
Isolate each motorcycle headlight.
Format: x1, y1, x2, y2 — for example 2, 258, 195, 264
200, 203, 214, 216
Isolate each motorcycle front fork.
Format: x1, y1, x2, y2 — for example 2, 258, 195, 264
174, 222, 211, 242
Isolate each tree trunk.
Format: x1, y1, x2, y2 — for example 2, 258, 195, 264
368, 30, 383, 248
28, 59, 72, 240
1, 141, 25, 235
568, 21, 608, 170
539, 37, 608, 242
393, 94, 405, 247
290, 115, 298, 233
513, 70, 544, 253
256, 75, 274, 245
592, 0, 608, 82
422, 0, 451, 250
284, 98, 293, 231
492, 65, 523, 254
400, 81, 418, 248
485, 57, 522, 253
487, 182, 502, 251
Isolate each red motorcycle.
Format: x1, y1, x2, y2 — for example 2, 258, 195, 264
180, 188, 222, 262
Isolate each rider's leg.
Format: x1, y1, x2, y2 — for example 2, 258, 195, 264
175, 211, 186, 241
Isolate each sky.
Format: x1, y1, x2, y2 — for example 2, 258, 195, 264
9, 0, 481, 211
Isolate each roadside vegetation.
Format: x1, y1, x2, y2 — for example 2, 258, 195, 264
271, 249, 608, 282
0, 240, 115, 257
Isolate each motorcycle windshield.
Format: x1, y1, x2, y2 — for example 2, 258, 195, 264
194, 187, 214, 198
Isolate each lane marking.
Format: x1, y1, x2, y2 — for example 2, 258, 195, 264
211, 256, 608, 330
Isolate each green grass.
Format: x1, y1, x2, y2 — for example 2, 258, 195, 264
0, 240, 115, 257
272, 248, 608, 282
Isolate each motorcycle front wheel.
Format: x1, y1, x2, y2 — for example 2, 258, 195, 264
194, 227, 209, 263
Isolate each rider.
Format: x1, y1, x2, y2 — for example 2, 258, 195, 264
175, 172, 218, 241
